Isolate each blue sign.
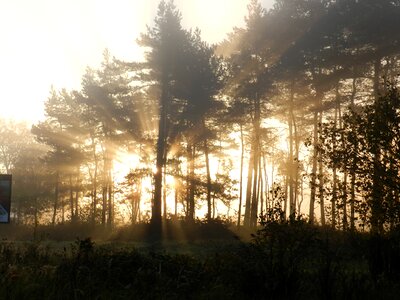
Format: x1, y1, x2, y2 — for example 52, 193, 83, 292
0, 175, 12, 223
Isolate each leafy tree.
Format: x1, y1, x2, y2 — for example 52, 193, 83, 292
32, 88, 85, 224
137, 0, 189, 227
10, 132, 51, 226
222, 0, 272, 228
321, 86, 400, 232
78, 50, 134, 227
137, 1, 224, 226
0, 120, 31, 174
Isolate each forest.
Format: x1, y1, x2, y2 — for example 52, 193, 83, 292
1, 0, 400, 298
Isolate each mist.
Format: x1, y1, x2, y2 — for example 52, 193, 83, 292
1, 0, 400, 298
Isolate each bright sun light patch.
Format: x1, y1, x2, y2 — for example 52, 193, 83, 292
113, 151, 141, 184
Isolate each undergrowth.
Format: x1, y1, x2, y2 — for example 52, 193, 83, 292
0, 220, 400, 299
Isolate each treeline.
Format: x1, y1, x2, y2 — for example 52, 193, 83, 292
1, 0, 400, 232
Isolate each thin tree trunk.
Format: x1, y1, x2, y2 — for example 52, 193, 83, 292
284, 175, 288, 218
371, 151, 383, 233
107, 168, 113, 228
34, 196, 38, 240
350, 76, 357, 231
204, 139, 212, 221
288, 81, 296, 218
237, 124, 245, 227
371, 58, 383, 234
299, 168, 305, 213
271, 161, 275, 208
250, 95, 261, 228
190, 145, 195, 220
332, 85, 339, 228
152, 83, 168, 227
258, 157, 264, 220
131, 185, 136, 224
52, 171, 59, 225
75, 168, 80, 221
310, 68, 324, 224
244, 144, 254, 227
309, 106, 319, 224
61, 196, 65, 225
318, 110, 325, 226
262, 152, 268, 215
163, 164, 167, 221
69, 174, 75, 222
250, 148, 260, 228
293, 114, 300, 217
93, 156, 98, 225
339, 101, 348, 230
186, 142, 196, 221
102, 151, 108, 226
102, 183, 107, 226
174, 184, 178, 217
350, 167, 356, 231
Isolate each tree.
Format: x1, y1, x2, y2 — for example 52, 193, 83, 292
10, 130, 50, 227
78, 50, 134, 227
222, 0, 272, 228
32, 88, 85, 224
321, 86, 400, 232
138, 1, 224, 225
0, 120, 31, 174
137, 0, 189, 227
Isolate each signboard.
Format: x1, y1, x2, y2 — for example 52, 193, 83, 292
0, 175, 12, 223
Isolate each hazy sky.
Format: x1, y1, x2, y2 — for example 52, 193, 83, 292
0, 0, 274, 123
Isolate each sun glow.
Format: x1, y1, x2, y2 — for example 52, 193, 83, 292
1, 0, 278, 224
0, 0, 150, 123
113, 151, 141, 184
0, 0, 276, 123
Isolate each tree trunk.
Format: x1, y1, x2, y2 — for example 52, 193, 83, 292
370, 59, 383, 233
250, 94, 261, 228
93, 155, 98, 225
349, 76, 357, 231
244, 144, 254, 227
102, 150, 108, 226
152, 83, 168, 228
284, 175, 288, 218
338, 98, 348, 230
204, 139, 212, 221
318, 110, 325, 226
34, 196, 38, 240
61, 196, 65, 224
309, 109, 319, 224
250, 146, 260, 228
262, 152, 268, 215
371, 151, 383, 233
75, 168, 80, 221
373, 58, 381, 101
107, 168, 113, 228
237, 124, 245, 227
258, 158, 264, 220
174, 184, 178, 217
293, 113, 300, 217
288, 81, 296, 218
69, 174, 75, 222
331, 85, 339, 228
102, 183, 107, 226
163, 163, 167, 221
52, 171, 59, 225
186, 143, 196, 221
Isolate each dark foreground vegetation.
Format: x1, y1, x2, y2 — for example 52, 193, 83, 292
1, 220, 400, 299
2, 0, 400, 298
